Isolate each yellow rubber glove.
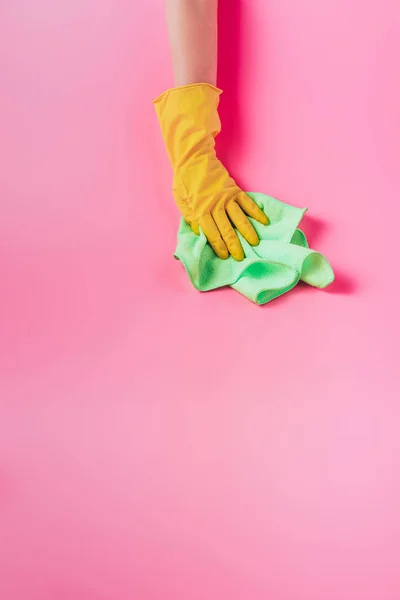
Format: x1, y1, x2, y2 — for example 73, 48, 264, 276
153, 83, 268, 261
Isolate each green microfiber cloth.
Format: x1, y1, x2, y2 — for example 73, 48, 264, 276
174, 193, 334, 304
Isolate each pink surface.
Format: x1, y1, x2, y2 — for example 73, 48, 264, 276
1, 1, 400, 598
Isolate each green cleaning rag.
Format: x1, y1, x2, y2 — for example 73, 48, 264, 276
174, 193, 335, 304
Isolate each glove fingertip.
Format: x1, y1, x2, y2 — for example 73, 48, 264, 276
231, 247, 245, 262
248, 232, 260, 246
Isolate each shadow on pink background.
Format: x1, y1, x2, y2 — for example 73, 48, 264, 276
0, 1, 399, 598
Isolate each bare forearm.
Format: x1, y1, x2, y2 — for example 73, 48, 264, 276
166, 0, 218, 87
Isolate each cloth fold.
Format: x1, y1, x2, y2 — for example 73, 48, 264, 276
174, 193, 334, 304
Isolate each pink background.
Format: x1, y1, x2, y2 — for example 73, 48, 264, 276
1, 0, 400, 598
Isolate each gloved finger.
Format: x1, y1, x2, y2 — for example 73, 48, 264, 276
199, 214, 229, 260
236, 192, 269, 225
227, 202, 259, 246
190, 220, 200, 235
213, 209, 245, 261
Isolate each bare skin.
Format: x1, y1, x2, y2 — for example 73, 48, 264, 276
166, 0, 218, 86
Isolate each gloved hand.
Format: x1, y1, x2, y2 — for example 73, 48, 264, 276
153, 83, 268, 261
